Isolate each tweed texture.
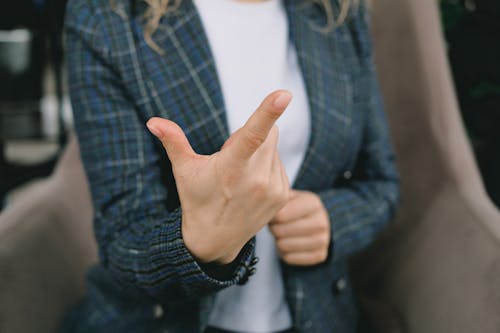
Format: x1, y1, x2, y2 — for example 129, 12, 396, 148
62, 0, 399, 332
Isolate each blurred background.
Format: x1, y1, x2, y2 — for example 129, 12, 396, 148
1, 0, 499, 209
1, 0, 69, 206
440, 0, 500, 207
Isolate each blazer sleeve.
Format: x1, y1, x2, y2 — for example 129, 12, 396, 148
318, 7, 400, 263
64, 0, 255, 301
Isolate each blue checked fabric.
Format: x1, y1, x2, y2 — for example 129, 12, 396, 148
62, 0, 400, 332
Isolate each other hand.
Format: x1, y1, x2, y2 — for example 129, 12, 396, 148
270, 190, 331, 266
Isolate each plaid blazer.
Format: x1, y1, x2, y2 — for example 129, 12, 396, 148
62, 0, 399, 332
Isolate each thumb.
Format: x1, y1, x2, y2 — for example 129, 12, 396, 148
146, 117, 195, 167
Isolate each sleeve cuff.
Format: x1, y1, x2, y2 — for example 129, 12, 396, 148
199, 241, 256, 282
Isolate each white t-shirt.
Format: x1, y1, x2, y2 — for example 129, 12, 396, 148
193, 0, 311, 331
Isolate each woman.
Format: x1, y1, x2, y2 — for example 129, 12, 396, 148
62, 0, 399, 332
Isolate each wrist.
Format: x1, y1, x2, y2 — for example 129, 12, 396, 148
181, 218, 243, 264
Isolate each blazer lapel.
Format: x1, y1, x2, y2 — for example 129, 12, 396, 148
133, 0, 229, 155
285, 0, 354, 190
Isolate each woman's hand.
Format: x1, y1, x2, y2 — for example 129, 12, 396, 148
147, 90, 292, 265
269, 190, 331, 266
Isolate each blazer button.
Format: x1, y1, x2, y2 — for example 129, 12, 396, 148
153, 304, 164, 319
250, 256, 260, 266
238, 256, 259, 285
238, 274, 249, 285
343, 170, 352, 180
331, 277, 347, 296
238, 269, 253, 285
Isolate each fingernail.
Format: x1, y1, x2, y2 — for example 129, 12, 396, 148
273, 91, 292, 109
146, 120, 163, 138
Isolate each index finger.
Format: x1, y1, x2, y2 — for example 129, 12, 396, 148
227, 90, 292, 162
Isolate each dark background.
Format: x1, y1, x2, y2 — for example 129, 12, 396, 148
441, 0, 500, 207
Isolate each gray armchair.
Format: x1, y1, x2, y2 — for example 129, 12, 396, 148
351, 0, 500, 332
0, 137, 97, 333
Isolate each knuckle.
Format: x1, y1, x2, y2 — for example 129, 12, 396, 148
267, 182, 279, 197
314, 199, 323, 210
262, 105, 282, 121
276, 247, 285, 258
251, 178, 269, 195
310, 194, 322, 209
273, 209, 285, 223
269, 224, 280, 237
314, 252, 325, 264
273, 228, 284, 239
318, 221, 329, 233
278, 187, 291, 205
244, 128, 265, 151
319, 234, 330, 247
264, 181, 288, 208
277, 239, 288, 252
282, 254, 294, 265
271, 187, 288, 207
317, 249, 328, 263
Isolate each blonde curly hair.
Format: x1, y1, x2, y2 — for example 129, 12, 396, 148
140, 0, 359, 52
